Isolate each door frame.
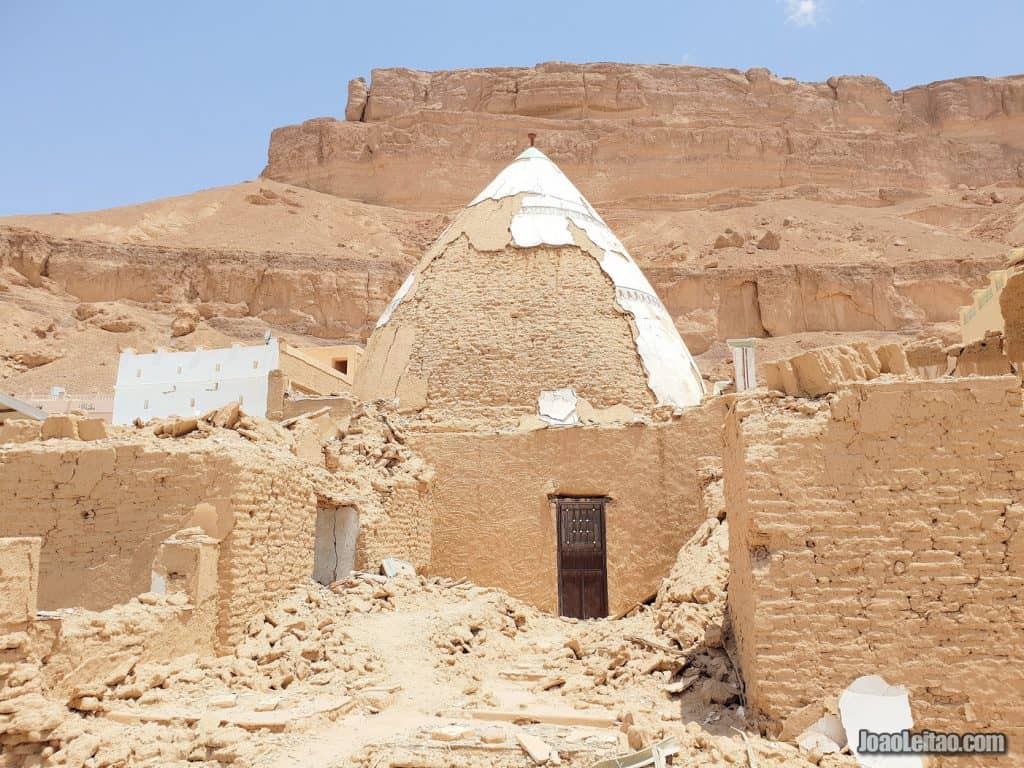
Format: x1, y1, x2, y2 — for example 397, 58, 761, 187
554, 495, 610, 619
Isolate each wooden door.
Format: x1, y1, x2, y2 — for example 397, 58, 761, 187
556, 497, 608, 619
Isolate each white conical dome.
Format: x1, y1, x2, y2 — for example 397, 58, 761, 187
356, 147, 704, 423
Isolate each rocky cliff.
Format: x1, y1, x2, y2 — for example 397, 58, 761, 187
0, 226, 407, 341
263, 63, 1024, 209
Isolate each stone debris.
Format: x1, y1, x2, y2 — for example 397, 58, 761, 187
764, 341, 910, 397
517, 731, 553, 764
713, 230, 745, 249
72, 301, 143, 333
2, 534, 862, 768
170, 306, 199, 337
756, 230, 781, 250
653, 517, 728, 652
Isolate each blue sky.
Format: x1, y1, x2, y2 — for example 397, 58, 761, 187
1, 1, 1021, 215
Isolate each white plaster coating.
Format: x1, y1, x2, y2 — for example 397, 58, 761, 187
538, 388, 580, 426
470, 148, 592, 209
838, 675, 923, 768
376, 272, 416, 328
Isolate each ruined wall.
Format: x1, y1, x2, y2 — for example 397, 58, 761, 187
412, 401, 723, 615
355, 481, 433, 575
0, 441, 236, 610
0, 438, 317, 648
358, 240, 657, 425
0, 536, 217, 757
212, 451, 317, 646
726, 377, 1024, 752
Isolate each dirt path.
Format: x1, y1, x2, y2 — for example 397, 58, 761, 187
257, 595, 490, 767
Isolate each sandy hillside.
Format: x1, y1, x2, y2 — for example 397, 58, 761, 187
3, 179, 440, 258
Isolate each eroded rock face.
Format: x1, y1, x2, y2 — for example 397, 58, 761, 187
0, 227, 408, 341
263, 63, 1024, 209
0, 226, 1005, 355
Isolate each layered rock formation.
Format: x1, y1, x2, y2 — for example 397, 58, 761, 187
0, 226, 406, 341
264, 63, 1024, 209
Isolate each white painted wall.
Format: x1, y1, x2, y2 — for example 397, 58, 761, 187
112, 340, 279, 425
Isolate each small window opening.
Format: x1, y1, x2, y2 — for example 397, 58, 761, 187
252, 360, 259, 370
215, 363, 221, 373
332, 358, 348, 375
143, 399, 149, 409
189, 397, 196, 408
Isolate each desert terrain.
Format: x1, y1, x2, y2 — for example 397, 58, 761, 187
2, 62, 1024, 768
2, 63, 1023, 395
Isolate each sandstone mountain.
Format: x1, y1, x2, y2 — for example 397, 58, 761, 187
2, 63, 1024, 393
264, 63, 1024, 208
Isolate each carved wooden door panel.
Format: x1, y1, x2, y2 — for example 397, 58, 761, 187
556, 497, 608, 619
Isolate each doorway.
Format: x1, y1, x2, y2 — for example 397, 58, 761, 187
313, 505, 359, 585
556, 497, 609, 619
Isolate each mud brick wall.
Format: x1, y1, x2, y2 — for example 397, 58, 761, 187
726, 376, 1024, 755
356, 480, 433, 574
0, 441, 237, 610
0, 439, 317, 648
213, 448, 317, 646
357, 240, 658, 425
412, 400, 724, 615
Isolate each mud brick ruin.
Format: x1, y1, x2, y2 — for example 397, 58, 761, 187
2, 61, 1024, 768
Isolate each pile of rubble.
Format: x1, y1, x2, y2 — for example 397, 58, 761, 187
0, 628, 67, 765
147, 401, 292, 447
1, 547, 868, 768
322, 401, 433, 490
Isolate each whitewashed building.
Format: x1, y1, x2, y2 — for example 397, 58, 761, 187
112, 340, 280, 425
